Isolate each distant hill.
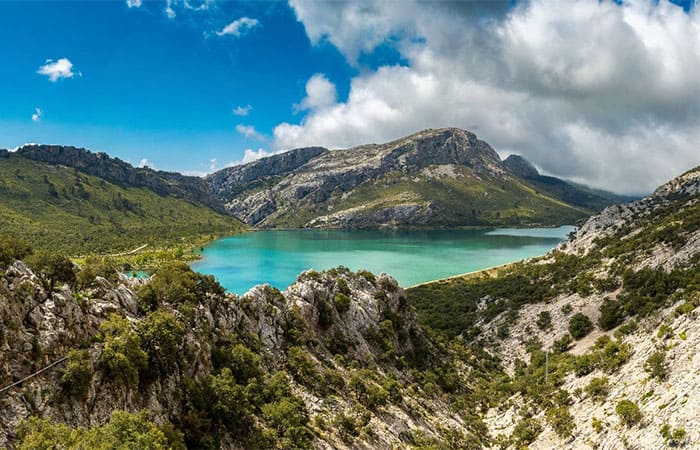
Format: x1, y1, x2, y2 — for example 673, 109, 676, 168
0, 150, 244, 255
15, 144, 224, 213
207, 128, 621, 228
502, 154, 636, 211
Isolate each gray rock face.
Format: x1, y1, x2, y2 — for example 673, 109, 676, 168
206, 146, 328, 198
502, 154, 540, 179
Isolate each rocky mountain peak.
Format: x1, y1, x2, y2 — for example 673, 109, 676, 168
503, 154, 540, 179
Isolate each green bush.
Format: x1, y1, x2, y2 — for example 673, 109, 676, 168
17, 410, 181, 450
660, 424, 687, 447
568, 313, 593, 339
511, 417, 542, 447
60, 350, 93, 398
584, 377, 609, 403
333, 293, 351, 313
546, 406, 574, 439
536, 311, 553, 331
26, 251, 76, 291
616, 399, 642, 427
137, 310, 185, 379
644, 351, 667, 381
261, 398, 313, 449
598, 298, 624, 330
287, 346, 319, 386
76, 256, 119, 289
0, 234, 32, 268
99, 314, 148, 386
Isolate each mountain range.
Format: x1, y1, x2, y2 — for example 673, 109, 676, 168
1, 128, 631, 256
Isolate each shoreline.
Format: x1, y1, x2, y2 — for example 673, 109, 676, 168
405, 261, 518, 289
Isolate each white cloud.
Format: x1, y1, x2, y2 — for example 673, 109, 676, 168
236, 124, 266, 142
209, 158, 218, 171
277, 0, 700, 194
165, 0, 176, 19
216, 17, 259, 37
31, 108, 43, 122
296, 73, 337, 112
233, 105, 253, 116
37, 58, 76, 82
126, 0, 142, 8
138, 158, 155, 169
241, 148, 274, 164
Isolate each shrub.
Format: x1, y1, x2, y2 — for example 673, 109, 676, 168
313, 298, 333, 329
511, 417, 542, 447
568, 313, 593, 339
60, 350, 93, 398
644, 351, 667, 381
0, 234, 32, 268
336, 278, 351, 295
261, 398, 313, 449
76, 256, 119, 290
598, 298, 624, 330
137, 310, 185, 379
552, 334, 573, 354
333, 293, 351, 313
536, 311, 553, 331
287, 346, 319, 386
17, 410, 179, 450
99, 314, 148, 386
546, 406, 575, 439
616, 399, 642, 427
584, 377, 609, 403
660, 424, 687, 447
27, 251, 76, 291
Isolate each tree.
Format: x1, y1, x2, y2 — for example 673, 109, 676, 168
99, 314, 148, 387
27, 251, 76, 291
0, 234, 32, 267
568, 313, 593, 339
60, 350, 93, 398
616, 399, 642, 427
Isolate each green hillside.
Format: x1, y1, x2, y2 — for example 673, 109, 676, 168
0, 153, 245, 256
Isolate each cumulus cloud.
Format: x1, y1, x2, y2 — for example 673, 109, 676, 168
31, 108, 43, 122
126, 0, 142, 8
277, 0, 700, 194
295, 74, 337, 112
37, 58, 76, 82
241, 148, 274, 164
233, 105, 253, 116
216, 17, 259, 37
236, 124, 266, 142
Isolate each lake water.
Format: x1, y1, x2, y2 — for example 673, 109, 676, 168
191, 226, 575, 294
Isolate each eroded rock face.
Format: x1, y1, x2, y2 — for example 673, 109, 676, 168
0, 263, 457, 449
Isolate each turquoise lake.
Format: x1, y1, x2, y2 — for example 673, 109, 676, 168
191, 226, 576, 294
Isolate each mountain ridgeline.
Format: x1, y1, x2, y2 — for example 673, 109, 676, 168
206, 128, 627, 228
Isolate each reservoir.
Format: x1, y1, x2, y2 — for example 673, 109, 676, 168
191, 226, 575, 294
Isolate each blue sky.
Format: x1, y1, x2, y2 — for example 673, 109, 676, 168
1, 0, 698, 193
0, 1, 358, 173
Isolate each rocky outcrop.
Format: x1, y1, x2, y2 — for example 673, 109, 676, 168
502, 154, 540, 179
0, 262, 469, 449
